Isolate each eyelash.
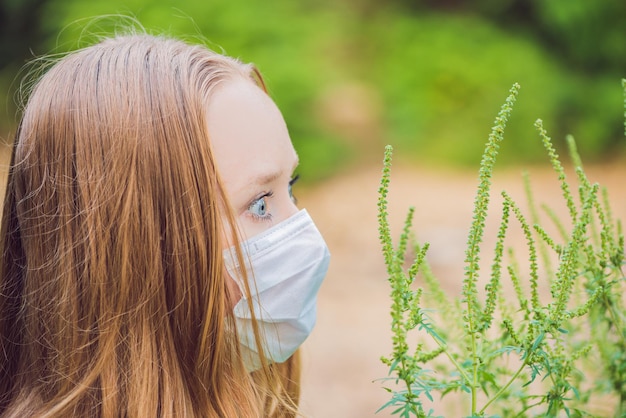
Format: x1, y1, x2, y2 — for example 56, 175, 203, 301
289, 174, 300, 204
246, 174, 300, 223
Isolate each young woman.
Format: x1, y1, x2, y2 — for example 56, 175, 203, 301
0, 32, 330, 417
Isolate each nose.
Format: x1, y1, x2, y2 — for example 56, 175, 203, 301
285, 197, 299, 219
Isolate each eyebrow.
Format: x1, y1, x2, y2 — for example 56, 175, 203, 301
254, 168, 282, 186
252, 159, 299, 187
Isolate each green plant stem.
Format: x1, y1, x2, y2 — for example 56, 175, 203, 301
401, 365, 419, 416
514, 400, 544, 417
432, 339, 473, 386
471, 332, 478, 414
603, 293, 626, 348
479, 355, 531, 414
547, 373, 561, 417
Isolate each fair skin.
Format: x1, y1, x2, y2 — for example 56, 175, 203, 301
207, 78, 300, 300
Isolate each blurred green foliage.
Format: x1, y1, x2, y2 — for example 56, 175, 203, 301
366, 10, 623, 165
0, 0, 624, 180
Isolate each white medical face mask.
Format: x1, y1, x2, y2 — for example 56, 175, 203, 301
223, 209, 330, 371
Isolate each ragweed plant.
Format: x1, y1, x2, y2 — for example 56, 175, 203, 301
377, 81, 626, 417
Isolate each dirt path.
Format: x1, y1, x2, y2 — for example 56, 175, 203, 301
297, 161, 626, 418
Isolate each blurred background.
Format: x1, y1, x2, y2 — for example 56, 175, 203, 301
1, 0, 624, 416
1, 0, 625, 176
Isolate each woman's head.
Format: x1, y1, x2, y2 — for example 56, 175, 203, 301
0, 33, 304, 417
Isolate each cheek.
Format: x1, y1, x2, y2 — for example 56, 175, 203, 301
225, 269, 243, 308
237, 217, 268, 240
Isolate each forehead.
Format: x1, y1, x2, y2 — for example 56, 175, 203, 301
206, 78, 297, 193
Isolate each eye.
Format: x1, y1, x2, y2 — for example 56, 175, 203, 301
288, 174, 300, 204
247, 192, 273, 221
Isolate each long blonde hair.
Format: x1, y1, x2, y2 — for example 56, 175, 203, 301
0, 33, 300, 417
